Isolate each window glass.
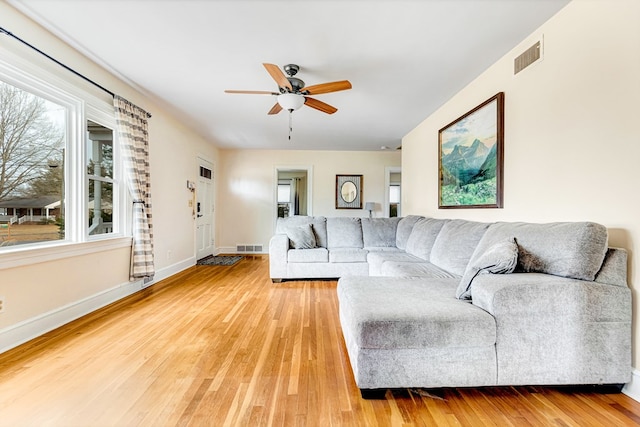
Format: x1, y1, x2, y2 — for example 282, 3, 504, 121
200, 166, 212, 180
277, 184, 291, 203
389, 185, 401, 218
277, 184, 291, 218
87, 120, 115, 236
0, 81, 66, 248
389, 185, 401, 204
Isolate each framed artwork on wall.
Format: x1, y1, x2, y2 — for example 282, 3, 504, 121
336, 175, 363, 209
438, 92, 504, 209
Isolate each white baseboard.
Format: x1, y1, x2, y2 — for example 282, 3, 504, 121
623, 369, 640, 402
0, 279, 141, 354
218, 246, 236, 254
143, 256, 196, 287
0, 256, 197, 354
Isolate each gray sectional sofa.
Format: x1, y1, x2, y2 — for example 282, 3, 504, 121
269, 215, 631, 397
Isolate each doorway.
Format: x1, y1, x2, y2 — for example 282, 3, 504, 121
275, 166, 313, 220
196, 158, 215, 260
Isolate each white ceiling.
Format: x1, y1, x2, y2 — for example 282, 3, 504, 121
10, 0, 570, 151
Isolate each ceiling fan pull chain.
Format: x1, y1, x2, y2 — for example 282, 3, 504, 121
289, 110, 293, 141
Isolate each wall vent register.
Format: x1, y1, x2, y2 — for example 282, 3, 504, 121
514, 39, 542, 75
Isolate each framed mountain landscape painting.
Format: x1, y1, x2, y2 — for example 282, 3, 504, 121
438, 92, 504, 209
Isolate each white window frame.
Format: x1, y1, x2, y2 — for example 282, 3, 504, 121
0, 43, 130, 270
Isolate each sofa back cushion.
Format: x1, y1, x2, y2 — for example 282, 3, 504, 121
469, 221, 608, 281
395, 215, 424, 250
405, 218, 449, 261
276, 216, 328, 248
430, 219, 490, 275
327, 217, 364, 248
362, 217, 401, 249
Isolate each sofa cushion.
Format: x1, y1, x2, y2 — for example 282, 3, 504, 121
329, 248, 369, 263
367, 251, 425, 276
288, 247, 328, 263
405, 218, 449, 260
327, 217, 363, 248
470, 222, 608, 281
456, 238, 518, 300
430, 219, 490, 276
286, 224, 316, 249
276, 216, 328, 248
362, 217, 401, 249
380, 261, 460, 279
337, 276, 496, 349
396, 215, 424, 250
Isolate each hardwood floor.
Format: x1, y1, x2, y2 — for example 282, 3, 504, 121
1, 255, 640, 426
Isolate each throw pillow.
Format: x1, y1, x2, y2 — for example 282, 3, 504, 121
286, 224, 317, 249
456, 237, 518, 300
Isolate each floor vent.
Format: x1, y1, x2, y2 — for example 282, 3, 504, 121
514, 38, 542, 75
236, 244, 263, 253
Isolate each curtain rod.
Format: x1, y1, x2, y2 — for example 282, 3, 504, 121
0, 26, 151, 118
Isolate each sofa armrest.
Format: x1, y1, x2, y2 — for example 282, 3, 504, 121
595, 247, 628, 287
472, 272, 630, 321
471, 272, 631, 385
269, 234, 289, 281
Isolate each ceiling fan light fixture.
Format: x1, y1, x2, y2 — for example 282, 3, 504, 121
277, 93, 305, 112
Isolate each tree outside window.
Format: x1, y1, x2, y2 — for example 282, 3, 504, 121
0, 81, 66, 246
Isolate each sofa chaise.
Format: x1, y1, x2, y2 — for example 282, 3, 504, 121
269, 215, 631, 397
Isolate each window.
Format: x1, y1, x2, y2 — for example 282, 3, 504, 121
277, 183, 291, 218
0, 80, 66, 246
87, 120, 115, 235
200, 166, 212, 180
389, 184, 401, 218
0, 53, 123, 254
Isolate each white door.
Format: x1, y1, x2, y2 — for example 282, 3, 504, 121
196, 159, 214, 260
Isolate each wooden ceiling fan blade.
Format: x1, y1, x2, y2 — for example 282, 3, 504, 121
225, 90, 278, 95
263, 63, 292, 91
304, 97, 337, 114
303, 80, 352, 95
268, 102, 283, 115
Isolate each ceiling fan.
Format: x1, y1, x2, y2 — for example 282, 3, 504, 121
225, 63, 352, 115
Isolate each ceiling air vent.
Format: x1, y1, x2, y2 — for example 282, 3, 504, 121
514, 39, 542, 75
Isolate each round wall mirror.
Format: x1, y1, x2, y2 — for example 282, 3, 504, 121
341, 181, 357, 203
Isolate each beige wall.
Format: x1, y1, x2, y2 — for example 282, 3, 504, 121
0, 3, 218, 343
403, 0, 640, 368
217, 149, 401, 251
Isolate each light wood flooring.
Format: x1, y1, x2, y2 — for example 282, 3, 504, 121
1, 255, 640, 426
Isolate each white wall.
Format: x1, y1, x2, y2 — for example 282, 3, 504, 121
217, 149, 401, 252
402, 0, 640, 389
0, 3, 219, 351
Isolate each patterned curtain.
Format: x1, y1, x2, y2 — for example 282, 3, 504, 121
114, 95, 155, 280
